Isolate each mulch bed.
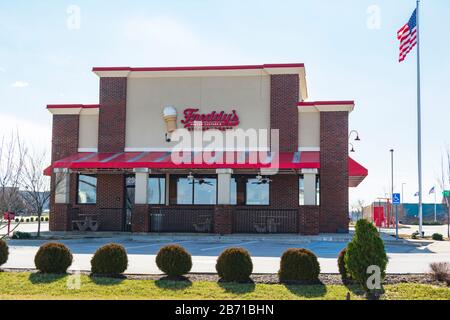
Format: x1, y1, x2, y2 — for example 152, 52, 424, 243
1, 268, 448, 287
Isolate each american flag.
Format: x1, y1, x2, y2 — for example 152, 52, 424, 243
397, 9, 417, 62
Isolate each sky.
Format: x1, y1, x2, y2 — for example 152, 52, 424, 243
0, 0, 449, 207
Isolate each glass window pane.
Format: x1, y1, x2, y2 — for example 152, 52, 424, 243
177, 178, 193, 205
230, 178, 237, 205
316, 175, 320, 206
299, 175, 305, 206
246, 178, 269, 205
148, 177, 166, 205
194, 178, 217, 205
77, 174, 97, 204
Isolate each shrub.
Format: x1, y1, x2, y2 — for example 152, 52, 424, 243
278, 248, 320, 283
15, 218, 19, 223
216, 247, 253, 282
156, 245, 192, 277
345, 219, 388, 298
41, 217, 45, 222
30, 217, 34, 222
411, 231, 420, 239
432, 233, 444, 241
338, 248, 352, 282
34, 242, 73, 274
20, 218, 24, 223
25, 218, 29, 223
11, 231, 32, 240
0, 239, 8, 266
429, 262, 450, 283
45, 217, 49, 222
91, 243, 128, 275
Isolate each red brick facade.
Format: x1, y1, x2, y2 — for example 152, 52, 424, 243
98, 77, 127, 153
49, 68, 354, 235
270, 74, 299, 152
319, 111, 349, 233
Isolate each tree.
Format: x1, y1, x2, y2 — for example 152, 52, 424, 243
21, 151, 51, 237
0, 131, 26, 213
345, 219, 388, 299
351, 199, 366, 221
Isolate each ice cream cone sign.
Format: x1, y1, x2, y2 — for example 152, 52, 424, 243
163, 106, 178, 133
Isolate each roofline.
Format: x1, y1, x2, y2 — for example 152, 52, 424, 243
47, 104, 99, 109
297, 101, 355, 107
92, 63, 305, 72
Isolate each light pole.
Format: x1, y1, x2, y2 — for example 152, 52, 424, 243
401, 183, 406, 204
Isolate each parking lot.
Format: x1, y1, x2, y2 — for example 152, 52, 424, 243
4, 235, 449, 275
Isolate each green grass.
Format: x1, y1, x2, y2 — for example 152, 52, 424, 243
0, 272, 448, 300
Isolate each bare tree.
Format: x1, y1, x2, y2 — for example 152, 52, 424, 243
439, 149, 450, 238
21, 151, 51, 237
0, 131, 27, 213
351, 199, 366, 221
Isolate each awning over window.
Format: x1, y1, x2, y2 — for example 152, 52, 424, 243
44, 151, 368, 187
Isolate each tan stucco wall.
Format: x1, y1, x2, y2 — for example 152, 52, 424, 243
298, 111, 320, 150
78, 114, 99, 150
125, 76, 270, 150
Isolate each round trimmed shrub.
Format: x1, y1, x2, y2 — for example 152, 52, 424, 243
30, 217, 34, 222
345, 219, 388, 296
278, 248, 320, 282
216, 247, 253, 282
25, 218, 29, 223
338, 248, 352, 282
45, 217, 49, 222
432, 233, 444, 241
91, 243, 128, 275
156, 244, 192, 277
0, 239, 9, 266
34, 242, 73, 274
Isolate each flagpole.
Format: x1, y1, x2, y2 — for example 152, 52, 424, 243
416, 0, 424, 236
434, 188, 437, 222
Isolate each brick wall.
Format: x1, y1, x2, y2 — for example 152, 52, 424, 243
49, 114, 79, 231
132, 204, 150, 233
299, 206, 320, 235
269, 175, 299, 209
214, 205, 233, 234
320, 112, 349, 233
98, 77, 127, 153
270, 74, 299, 152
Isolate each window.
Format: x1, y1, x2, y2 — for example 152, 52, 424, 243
148, 176, 166, 205
299, 175, 320, 206
246, 178, 269, 205
299, 175, 305, 206
230, 175, 270, 206
77, 174, 97, 204
173, 175, 217, 205
316, 175, 320, 206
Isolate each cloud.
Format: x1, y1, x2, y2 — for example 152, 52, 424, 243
11, 81, 29, 88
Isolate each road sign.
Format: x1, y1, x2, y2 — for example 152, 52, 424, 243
443, 190, 450, 197
392, 193, 401, 205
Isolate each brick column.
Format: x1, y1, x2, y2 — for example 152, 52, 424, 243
298, 206, 320, 235
132, 204, 150, 233
270, 175, 299, 209
320, 112, 349, 233
96, 174, 125, 231
214, 206, 233, 235
49, 114, 80, 232
98, 77, 127, 153
270, 74, 299, 152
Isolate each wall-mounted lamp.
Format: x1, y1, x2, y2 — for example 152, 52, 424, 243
349, 143, 355, 153
165, 133, 171, 143
349, 130, 361, 141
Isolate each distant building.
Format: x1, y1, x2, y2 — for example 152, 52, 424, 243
363, 202, 449, 225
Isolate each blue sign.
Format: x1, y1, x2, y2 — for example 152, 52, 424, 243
392, 193, 401, 205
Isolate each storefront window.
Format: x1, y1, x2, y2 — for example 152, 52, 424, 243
77, 174, 97, 204
174, 176, 217, 205
299, 175, 305, 206
246, 178, 269, 206
148, 176, 166, 205
316, 175, 320, 206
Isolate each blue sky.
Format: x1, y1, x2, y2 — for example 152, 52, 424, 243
1, 0, 449, 206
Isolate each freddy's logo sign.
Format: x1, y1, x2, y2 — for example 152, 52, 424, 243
181, 108, 240, 131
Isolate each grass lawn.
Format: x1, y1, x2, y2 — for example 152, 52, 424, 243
0, 272, 448, 300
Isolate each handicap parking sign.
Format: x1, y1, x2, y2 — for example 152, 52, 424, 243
392, 193, 401, 205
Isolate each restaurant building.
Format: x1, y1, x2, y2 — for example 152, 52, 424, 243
45, 63, 367, 235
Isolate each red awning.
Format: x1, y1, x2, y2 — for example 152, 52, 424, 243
44, 151, 368, 187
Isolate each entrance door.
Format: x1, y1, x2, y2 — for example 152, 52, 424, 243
124, 175, 135, 232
